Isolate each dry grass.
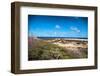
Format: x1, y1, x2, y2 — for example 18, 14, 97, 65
28, 38, 88, 60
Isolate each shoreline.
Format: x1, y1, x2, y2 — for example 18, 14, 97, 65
38, 38, 88, 41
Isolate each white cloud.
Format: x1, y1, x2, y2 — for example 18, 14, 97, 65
55, 25, 60, 29
70, 26, 80, 33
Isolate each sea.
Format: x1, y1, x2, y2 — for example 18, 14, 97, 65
38, 37, 88, 41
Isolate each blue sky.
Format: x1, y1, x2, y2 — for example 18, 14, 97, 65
28, 15, 88, 38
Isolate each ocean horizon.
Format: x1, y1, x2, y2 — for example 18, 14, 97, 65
37, 37, 87, 39
37, 37, 88, 41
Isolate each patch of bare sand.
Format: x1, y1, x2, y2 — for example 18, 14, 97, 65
53, 42, 88, 58
53, 42, 87, 48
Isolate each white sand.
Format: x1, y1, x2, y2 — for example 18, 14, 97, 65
53, 42, 87, 48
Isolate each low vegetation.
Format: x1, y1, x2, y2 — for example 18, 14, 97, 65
28, 39, 87, 60
28, 40, 74, 60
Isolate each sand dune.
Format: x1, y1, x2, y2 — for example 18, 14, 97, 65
28, 37, 88, 60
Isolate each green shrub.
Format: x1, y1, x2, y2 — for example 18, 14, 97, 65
28, 40, 73, 60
